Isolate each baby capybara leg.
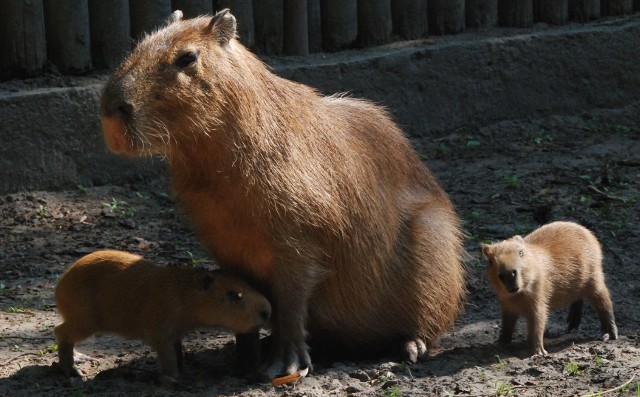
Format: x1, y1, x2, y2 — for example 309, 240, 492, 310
526, 307, 548, 356
498, 310, 518, 345
586, 286, 618, 340
567, 299, 583, 333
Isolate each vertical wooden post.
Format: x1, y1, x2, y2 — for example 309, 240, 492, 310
536, 0, 568, 24
498, 0, 533, 27
0, 0, 47, 80
429, 0, 465, 35
308, 0, 322, 52
357, 0, 392, 47
129, 0, 172, 40
253, 0, 283, 54
391, 0, 428, 39
284, 0, 309, 55
466, 0, 497, 28
601, 0, 633, 14
172, 0, 212, 18
569, 0, 600, 21
88, 0, 131, 70
320, 0, 357, 51
217, 0, 254, 48
43, 0, 92, 74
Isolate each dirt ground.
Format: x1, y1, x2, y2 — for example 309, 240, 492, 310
1, 96, 639, 396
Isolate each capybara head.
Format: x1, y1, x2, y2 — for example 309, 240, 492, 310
100, 9, 240, 156
482, 236, 527, 294
194, 270, 271, 333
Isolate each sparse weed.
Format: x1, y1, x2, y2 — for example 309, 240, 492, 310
76, 185, 88, 195
466, 139, 481, 148
5, 307, 28, 314
530, 129, 553, 144
579, 195, 592, 206
102, 198, 136, 217
495, 355, 505, 369
0, 283, 6, 294
494, 381, 514, 396
475, 366, 486, 381
594, 353, 602, 366
39, 344, 58, 356
135, 191, 149, 201
187, 251, 202, 267
505, 175, 520, 189
36, 204, 47, 220
382, 386, 401, 397
102, 198, 127, 212
564, 359, 582, 375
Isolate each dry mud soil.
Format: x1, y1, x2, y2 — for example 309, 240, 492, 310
1, 13, 640, 394
0, 101, 638, 396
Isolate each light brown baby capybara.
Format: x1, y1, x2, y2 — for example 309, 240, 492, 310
100, 9, 465, 378
54, 250, 271, 381
481, 221, 617, 356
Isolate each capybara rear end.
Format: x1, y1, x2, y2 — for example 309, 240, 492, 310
55, 250, 271, 380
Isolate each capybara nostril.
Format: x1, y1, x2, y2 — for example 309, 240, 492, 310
117, 102, 134, 118
259, 307, 271, 323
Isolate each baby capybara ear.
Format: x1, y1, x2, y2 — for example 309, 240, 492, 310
513, 235, 524, 243
208, 9, 236, 44
166, 10, 183, 25
196, 272, 215, 291
481, 243, 493, 260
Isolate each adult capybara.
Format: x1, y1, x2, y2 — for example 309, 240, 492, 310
54, 250, 271, 381
481, 221, 618, 356
100, 9, 465, 378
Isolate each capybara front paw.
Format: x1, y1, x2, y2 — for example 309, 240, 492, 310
531, 346, 548, 357
261, 342, 311, 382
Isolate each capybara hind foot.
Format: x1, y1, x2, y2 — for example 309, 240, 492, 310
402, 337, 427, 363
56, 342, 89, 377
261, 341, 311, 382
601, 322, 618, 342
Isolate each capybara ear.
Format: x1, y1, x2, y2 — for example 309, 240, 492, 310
196, 272, 215, 291
513, 235, 524, 243
481, 243, 493, 260
166, 10, 183, 25
207, 8, 237, 44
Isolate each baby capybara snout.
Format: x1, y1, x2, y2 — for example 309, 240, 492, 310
202, 273, 272, 333
54, 250, 270, 379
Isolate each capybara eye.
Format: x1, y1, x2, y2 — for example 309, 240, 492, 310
511, 270, 517, 278
227, 291, 243, 303
518, 249, 524, 257
175, 51, 198, 68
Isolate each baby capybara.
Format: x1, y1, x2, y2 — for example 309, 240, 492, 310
482, 221, 617, 356
54, 250, 271, 380
100, 10, 465, 378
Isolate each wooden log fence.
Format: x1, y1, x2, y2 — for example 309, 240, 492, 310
1, 0, 638, 80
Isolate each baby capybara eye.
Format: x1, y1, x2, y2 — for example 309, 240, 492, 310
175, 51, 198, 68
227, 291, 243, 303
